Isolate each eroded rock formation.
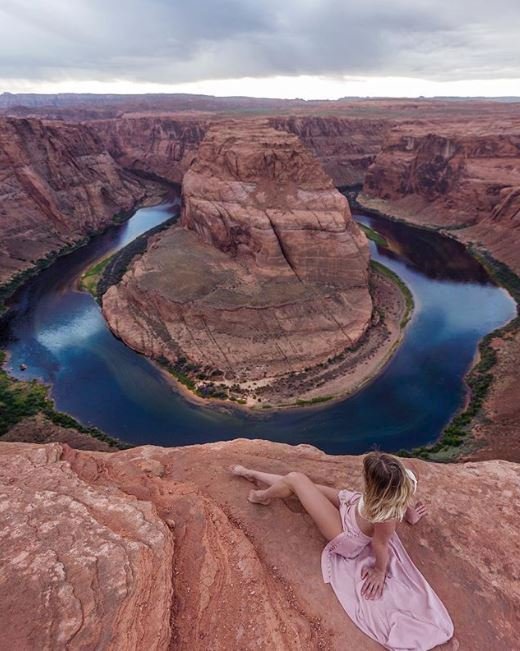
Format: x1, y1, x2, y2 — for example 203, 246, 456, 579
362, 121, 520, 275
0, 117, 159, 289
0, 439, 518, 650
2, 413, 116, 451
180, 121, 370, 288
462, 327, 520, 463
91, 114, 389, 190
102, 121, 379, 403
92, 115, 209, 185
269, 116, 390, 187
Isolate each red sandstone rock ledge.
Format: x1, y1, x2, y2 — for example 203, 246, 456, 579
0, 439, 518, 650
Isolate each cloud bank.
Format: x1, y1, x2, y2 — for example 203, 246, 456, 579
0, 0, 518, 91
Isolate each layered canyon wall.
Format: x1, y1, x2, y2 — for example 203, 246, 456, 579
7, 102, 515, 303
0, 108, 390, 297
362, 121, 520, 275
91, 115, 209, 185
1, 439, 518, 650
0, 117, 158, 290
268, 116, 389, 186
90, 114, 390, 189
361, 120, 520, 461
101, 121, 375, 404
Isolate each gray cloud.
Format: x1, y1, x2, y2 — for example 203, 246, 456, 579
0, 0, 518, 84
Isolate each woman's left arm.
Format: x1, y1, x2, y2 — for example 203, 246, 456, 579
361, 520, 396, 600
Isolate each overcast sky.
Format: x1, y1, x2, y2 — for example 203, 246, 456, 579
1, 0, 519, 98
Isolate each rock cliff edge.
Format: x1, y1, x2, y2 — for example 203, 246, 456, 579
0, 439, 518, 650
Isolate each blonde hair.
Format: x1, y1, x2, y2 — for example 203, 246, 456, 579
361, 452, 415, 523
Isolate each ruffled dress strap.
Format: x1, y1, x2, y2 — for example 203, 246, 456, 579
337, 489, 361, 507
406, 468, 418, 494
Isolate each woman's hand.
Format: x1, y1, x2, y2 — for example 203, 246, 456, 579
362, 520, 394, 600
361, 567, 386, 600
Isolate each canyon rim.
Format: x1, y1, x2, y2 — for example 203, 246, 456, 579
0, 92, 519, 651
1, 0, 520, 646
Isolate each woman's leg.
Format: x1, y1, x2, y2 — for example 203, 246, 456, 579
231, 465, 283, 486
249, 471, 343, 541
231, 465, 340, 507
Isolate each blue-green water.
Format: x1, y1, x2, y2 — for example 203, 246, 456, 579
1, 202, 516, 454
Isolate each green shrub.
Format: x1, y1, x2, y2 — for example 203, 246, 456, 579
0, 357, 124, 447
370, 260, 414, 326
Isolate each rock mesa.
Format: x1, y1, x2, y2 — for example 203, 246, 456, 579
102, 121, 374, 401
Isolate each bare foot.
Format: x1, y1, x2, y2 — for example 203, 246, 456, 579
229, 465, 257, 482
248, 489, 271, 505
404, 501, 428, 525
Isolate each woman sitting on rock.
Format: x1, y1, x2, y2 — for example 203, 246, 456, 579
231, 451, 454, 651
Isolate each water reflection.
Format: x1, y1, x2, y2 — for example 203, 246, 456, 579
366, 214, 491, 283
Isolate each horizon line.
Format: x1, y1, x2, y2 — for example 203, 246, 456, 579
1, 90, 520, 101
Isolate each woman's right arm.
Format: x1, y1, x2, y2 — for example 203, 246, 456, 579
361, 519, 396, 599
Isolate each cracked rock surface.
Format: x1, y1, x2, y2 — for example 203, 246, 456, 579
0, 439, 519, 650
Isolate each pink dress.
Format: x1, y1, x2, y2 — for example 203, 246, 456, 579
322, 490, 454, 651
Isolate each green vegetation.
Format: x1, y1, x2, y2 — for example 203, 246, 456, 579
159, 356, 232, 400
162, 358, 198, 393
370, 260, 414, 327
93, 215, 178, 300
0, 351, 125, 446
0, 351, 49, 434
295, 395, 333, 406
80, 256, 113, 296
359, 223, 388, 248
406, 249, 520, 461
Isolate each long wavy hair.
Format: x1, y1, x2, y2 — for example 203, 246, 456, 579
361, 452, 415, 523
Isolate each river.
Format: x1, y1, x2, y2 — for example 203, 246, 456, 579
1, 199, 516, 454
